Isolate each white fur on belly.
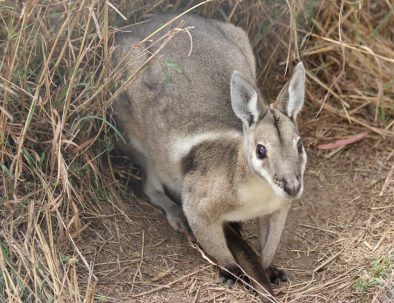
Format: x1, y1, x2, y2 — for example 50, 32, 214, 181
223, 174, 284, 221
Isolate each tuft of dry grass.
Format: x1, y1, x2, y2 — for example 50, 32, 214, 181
0, 1, 127, 301
296, 0, 394, 139
0, 1, 393, 302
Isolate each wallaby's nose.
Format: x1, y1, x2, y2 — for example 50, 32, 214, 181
283, 177, 301, 197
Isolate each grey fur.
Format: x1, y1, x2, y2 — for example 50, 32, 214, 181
112, 14, 306, 275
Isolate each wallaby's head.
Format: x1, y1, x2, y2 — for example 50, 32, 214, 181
231, 62, 307, 199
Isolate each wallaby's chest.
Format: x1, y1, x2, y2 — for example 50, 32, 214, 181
223, 175, 284, 221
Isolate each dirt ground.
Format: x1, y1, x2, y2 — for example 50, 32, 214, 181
77, 137, 393, 302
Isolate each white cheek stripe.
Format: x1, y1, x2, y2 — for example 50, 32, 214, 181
172, 130, 241, 161
251, 155, 286, 198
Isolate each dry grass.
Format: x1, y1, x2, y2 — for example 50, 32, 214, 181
0, 1, 393, 302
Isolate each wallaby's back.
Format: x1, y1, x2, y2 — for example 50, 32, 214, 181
112, 15, 258, 194
113, 15, 255, 153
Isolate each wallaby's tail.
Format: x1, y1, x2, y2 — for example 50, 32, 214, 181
224, 223, 276, 303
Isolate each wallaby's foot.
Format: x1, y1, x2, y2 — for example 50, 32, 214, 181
266, 265, 289, 285
143, 177, 189, 234
166, 205, 189, 234
219, 263, 249, 287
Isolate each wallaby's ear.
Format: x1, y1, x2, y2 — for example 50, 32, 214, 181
230, 71, 262, 127
274, 62, 305, 120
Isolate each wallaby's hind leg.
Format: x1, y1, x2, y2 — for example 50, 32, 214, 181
144, 169, 188, 233
259, 203, 291, 284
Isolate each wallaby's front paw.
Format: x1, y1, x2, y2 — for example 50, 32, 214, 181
219, 263, 249, 287
266, 265, 289, 285
166, 206, 189, 234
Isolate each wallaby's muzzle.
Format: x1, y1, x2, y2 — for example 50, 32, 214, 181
283, 176, 301, 197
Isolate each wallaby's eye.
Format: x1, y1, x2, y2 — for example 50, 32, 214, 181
297, 139, 303, 153
256, 144, 267, 159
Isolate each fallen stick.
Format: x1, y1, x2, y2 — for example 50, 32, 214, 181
317, 131, 369, 150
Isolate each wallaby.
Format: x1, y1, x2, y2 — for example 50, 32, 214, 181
112, 14, 306, 294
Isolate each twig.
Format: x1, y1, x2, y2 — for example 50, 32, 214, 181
317, 132, 369, 150
379, 163, 393, 196
313, 251, 342, 273
299, 224, 340, 235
